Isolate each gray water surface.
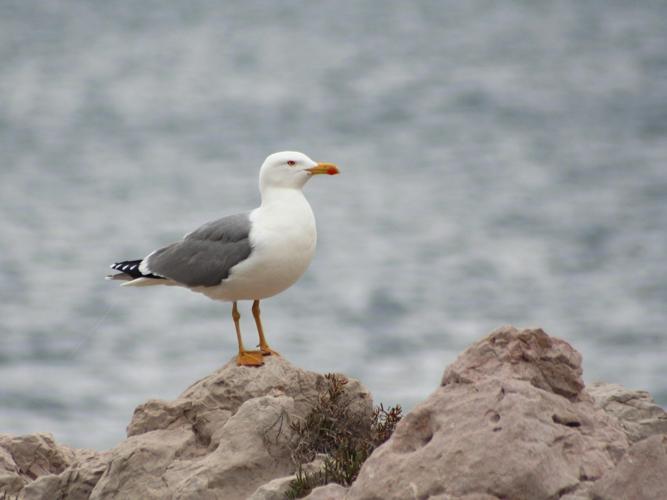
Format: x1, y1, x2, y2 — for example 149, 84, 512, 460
1, 1, 666, 449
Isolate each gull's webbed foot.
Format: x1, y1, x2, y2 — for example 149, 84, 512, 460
259, 346, 281, 357
236, 350, 264, 366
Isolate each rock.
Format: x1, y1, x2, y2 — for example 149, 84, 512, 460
442, 326, 585, 400
0, 432, 94, 498
0, 433, 73, 480
3, 326, 666, 500
90, 427, 199, 499
591, 434, 667, 500
249, 454, 327, 500
305, 483, 349, 500
0, 472, 24, 498
91, 356, 371, 499
2, 355, 371, 500
22, 450, 109, 500
346, 326, 630, 500
429, 495, 503, 500
127, 353, 371, 448
588, 382, 667, 443
249, 474, 299, 500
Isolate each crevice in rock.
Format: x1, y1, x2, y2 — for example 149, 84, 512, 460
555, 483, 579, 499
552, 414, 581, 428
486, 410, 501, 423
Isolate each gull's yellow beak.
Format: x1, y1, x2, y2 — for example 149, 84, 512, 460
307, 162, 339, 176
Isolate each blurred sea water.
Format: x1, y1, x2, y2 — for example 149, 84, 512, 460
1, 1, 666, 449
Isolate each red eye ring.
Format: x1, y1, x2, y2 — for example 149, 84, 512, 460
287, 160, 296, 166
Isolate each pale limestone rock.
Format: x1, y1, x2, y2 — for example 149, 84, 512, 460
159, 395, 298, 499
0, 433, 74, 480
0, 432, 88, 498
429, 495, 503, 500
442, 326, 584, 400
591, 434, 667, 500
588, 381, 667, 443
249, 455, 327, 500
92, 355, 371, 499
0, 355, 371, 500
249, 475, 299, 500
0, 472, 25, 497
345, 327, 630, 500
560, 486, 596, 500
0, 443, 25, 495
128, 354, 370, 449
305, 482, 349, 499
22, 450, 109, 500
90, 428, 198, 499
3, 327, 666, 500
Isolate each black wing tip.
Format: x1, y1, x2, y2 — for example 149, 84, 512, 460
109, 259, 166, 280
109, 259, 144, 279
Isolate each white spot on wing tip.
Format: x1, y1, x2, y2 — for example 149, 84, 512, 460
138, 259, 152, 275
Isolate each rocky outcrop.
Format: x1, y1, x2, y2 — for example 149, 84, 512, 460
589, 434, 667, 500
0, 356, 371, 499
1, 326, 666, 500
311, 327, 667, 500
587, 381, 667, 444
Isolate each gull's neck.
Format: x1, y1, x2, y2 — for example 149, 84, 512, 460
259, 185, 308, 208
254, 184, 316, 239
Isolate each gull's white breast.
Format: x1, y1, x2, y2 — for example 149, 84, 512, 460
197, 189, 317, 301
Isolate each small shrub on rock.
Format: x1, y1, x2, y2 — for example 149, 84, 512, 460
286, 373, 402, 498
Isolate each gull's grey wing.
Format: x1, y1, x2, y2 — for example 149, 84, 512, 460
144, 213, 252, 287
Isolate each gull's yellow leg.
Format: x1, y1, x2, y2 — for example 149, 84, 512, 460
252, 300, 280, 356
233, 301, 263, 366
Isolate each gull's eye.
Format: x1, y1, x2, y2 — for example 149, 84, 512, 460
287, 160, 296, 166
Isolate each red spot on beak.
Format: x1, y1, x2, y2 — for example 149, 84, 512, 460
327, 166, 339, 175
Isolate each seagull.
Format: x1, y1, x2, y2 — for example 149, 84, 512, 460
107, 151, 339, 366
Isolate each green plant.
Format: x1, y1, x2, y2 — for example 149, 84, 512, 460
286, 374, 402, 498
284, 465, 327, 499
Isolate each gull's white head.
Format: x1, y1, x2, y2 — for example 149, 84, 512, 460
259, 151, 339, 191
